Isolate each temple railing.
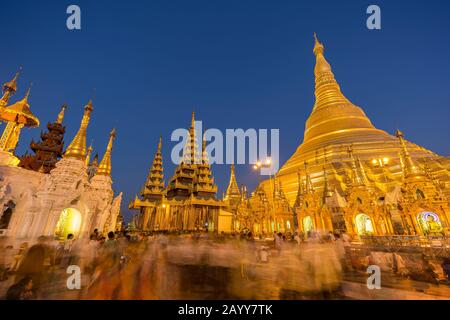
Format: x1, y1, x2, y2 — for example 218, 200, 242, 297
355, 235, 450, 257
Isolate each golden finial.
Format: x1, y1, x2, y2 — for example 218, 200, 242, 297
395, 129, 424, 179
23, 83, 32, 102
313, 32, 324, 55
97, 128, 116, 176
191, 110, 195, 129
157, 135, 162, 153
85, 99, 93, 111
56, 104, 67, 124
64, 100, 94, 159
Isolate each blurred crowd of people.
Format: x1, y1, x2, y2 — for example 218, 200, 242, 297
1, 229, 449, 300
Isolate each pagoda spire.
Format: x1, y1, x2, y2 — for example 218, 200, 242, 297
183, 111, 198, 164
97, 128, 116, 176
322, 166, 333, 199
303, 33, 376, 143
85, 142, 93, 166
56, 104, 67, 124
18, 104, 66, 173
224, 164, 241, 204
87, 153, 99, 179
347, 145, 366, 186
64, 100, 93, 160
0, 68, 21, 108
201, 137, 208, 163
396, 129, 425, 180
225, 165, 240, 196
293, 168, 304, 209
193, 134, 217, 197
312, 32, 350, 111
0, 84, 39, 153
304, 161, 314, 194
142, 136, 164, 199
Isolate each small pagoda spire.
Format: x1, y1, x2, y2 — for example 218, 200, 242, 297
142, 136, 164, 199
64, 100, 93, 160
0, 68, 21, 107
56, 104, 67, 124
87, 153, 99, 179
97, 128, 116, 176
201, 137, 208, 164
224, 164, 241, 204
396, 129, 425, 180
85, 142, 93, 166
322, 166, 333, 199
181, 111, 198, 165
304, 161, 314, 194
293, 168, 304, 209
192, 133, 217, 198
191, 110, 195, 129
346, 144, 368, 187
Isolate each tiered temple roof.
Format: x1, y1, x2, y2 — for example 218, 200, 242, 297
19, 105, 67, 173
141, 136, 164, 201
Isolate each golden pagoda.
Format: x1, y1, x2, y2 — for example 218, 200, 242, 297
250, 34, 450, 237
223, 164, 241, 207
141, 136, 165, 201
130, 112, 224, 233
64, 100, 93, 160
96, 128, 116, 176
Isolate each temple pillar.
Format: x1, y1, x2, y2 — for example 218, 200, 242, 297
143, 208, 152, 230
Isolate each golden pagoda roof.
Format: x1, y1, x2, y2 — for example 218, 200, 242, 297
56, 104, 67, 124
0, 86, 39, 127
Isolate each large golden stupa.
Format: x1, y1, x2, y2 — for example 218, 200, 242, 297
238, 34, 449, 237
274, 34, 443, 204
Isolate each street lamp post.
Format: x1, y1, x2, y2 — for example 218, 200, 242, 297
253, 158, 276, 233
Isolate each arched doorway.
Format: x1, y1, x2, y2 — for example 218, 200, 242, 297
417, 212, 443, 236
303, 216, 314, 235
54, 208, 82, 240
355, 213, 375, 236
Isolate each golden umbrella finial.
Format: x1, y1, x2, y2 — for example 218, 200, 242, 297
313, 32, 324, 55
0, 83, 39, 127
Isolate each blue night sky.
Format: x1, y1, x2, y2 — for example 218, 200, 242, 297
1, 0, 449, 222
